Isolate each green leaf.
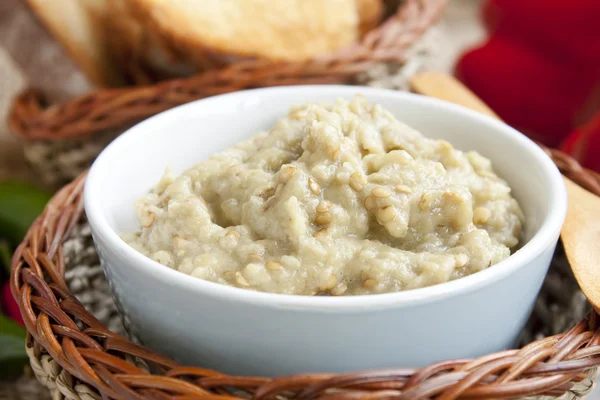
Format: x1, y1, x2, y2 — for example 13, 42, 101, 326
0, 336, 28, 377
0, 181, 48, 377
0, 240, 12, 275
0, 181, 51, 246
0, 313, 25, 337
0, 315, 28, 378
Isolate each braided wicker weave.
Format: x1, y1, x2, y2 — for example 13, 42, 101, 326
8, 141, 600, 399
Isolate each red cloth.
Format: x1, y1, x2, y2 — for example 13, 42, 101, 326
456, 0, 600, 171
1, 281, 24, 326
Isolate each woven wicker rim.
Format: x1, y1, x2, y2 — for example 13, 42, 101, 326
8, 0, 447, 141
9, 143, 600, 400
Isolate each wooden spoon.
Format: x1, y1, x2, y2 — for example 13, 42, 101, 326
410, 71, 600, 312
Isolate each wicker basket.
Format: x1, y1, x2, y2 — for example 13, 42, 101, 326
9, 140, 600, 400
8, 0, 446, 190
8, 0, 600, 395
8, 73, 600, 400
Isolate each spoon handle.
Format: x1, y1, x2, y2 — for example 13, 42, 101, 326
410, 72, 500, 120
410, 72, 600, 312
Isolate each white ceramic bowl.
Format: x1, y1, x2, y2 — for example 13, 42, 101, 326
85, 86, 566, 377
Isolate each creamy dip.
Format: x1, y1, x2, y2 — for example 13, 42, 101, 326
124, 96, 523, 295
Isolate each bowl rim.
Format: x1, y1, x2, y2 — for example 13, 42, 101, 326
84, 85, 567, 311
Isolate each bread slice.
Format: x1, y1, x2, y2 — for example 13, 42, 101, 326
127, 0, 360, 62
24, 0, 125, 87
358, 0, 384, 36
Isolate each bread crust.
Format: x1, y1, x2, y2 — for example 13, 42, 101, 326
357, 0, 384, 36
